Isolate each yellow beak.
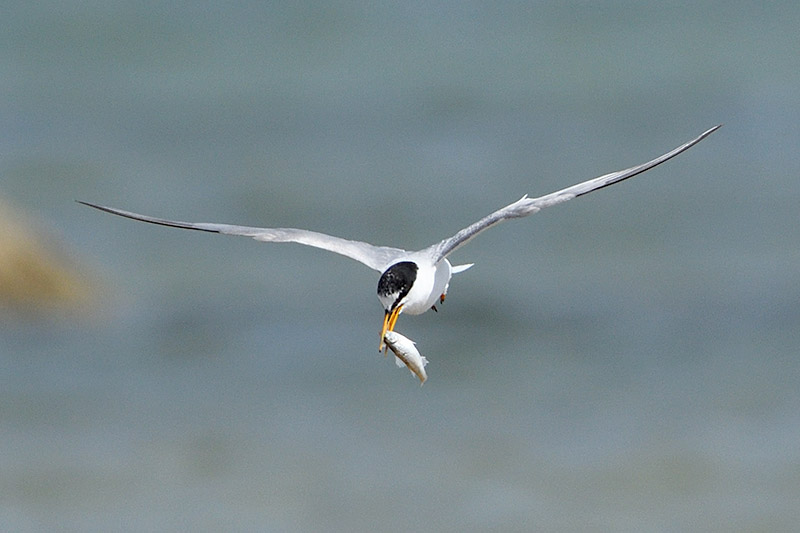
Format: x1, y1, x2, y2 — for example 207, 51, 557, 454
379, 305, 403, 352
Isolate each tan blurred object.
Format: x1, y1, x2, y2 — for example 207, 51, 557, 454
0, 197, 94, 313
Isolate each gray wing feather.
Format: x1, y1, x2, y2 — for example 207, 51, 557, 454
78, 202, 406, 272
425, 125, 721, 262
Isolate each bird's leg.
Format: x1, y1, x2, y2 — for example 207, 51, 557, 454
430, 292, 448, 311
431, 292, 446, 311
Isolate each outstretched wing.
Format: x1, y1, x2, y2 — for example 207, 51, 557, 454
425, 125, 721, 263
78, 202, 407, 272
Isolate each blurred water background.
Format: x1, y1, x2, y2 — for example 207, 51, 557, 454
2, 2, 799, 531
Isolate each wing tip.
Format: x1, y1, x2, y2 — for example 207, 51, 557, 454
76, 200, 115, 215
703, 124, 723, 137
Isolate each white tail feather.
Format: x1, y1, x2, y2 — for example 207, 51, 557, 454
452, 263, 474, 274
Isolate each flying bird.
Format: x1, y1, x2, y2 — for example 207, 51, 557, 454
80, 125, 720, 351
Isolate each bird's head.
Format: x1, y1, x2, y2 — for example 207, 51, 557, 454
377, 261, 417, 350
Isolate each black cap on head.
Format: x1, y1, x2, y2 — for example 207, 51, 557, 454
377, 261, 417, 310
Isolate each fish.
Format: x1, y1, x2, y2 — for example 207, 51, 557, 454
383, 330, 428, 384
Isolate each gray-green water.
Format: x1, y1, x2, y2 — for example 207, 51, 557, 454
3, 2, 799, 531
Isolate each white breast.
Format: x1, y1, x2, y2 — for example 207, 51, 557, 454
400, 258, 452, 315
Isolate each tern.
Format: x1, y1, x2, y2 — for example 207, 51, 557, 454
81, 125, 719, 351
